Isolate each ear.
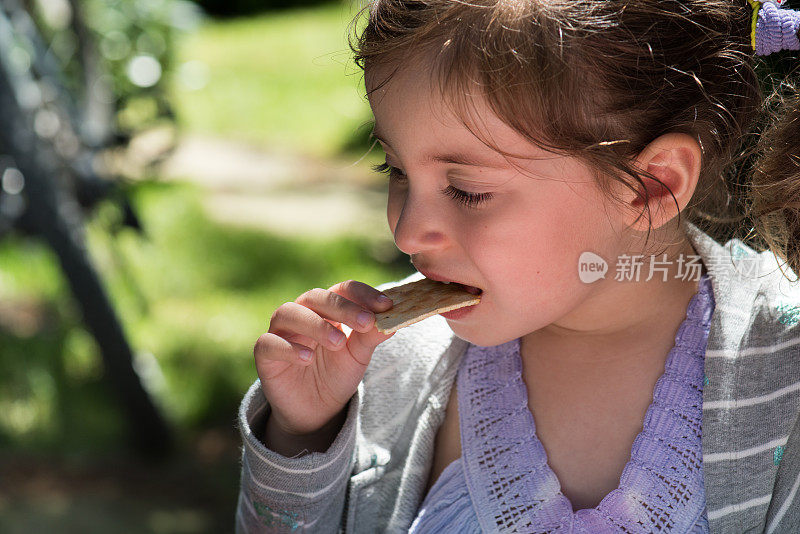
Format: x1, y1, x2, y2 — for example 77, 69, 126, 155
620, 132, 702, 232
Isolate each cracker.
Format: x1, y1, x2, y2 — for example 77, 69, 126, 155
375, 277, 481, 334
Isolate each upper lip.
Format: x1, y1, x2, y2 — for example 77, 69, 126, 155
415, 267, 479, 289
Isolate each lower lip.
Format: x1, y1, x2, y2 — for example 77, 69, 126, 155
440, 302, 479, 320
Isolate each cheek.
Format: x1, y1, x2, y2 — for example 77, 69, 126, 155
468, 203, 593, 299
464, 216, 544, 291
386, 189, 403, 233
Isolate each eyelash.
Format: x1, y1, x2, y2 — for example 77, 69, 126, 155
370, 162, 494, 209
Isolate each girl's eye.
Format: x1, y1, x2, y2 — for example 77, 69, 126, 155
371, 162, 406, 181
370, 162, 494, 209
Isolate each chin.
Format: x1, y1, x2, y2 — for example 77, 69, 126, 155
447, 323, 516, 348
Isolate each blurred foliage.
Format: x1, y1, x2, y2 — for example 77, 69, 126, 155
169, 1, 376, 159
189, 0, 342, 18
82, 0, 203, 133
0, 2, 397, 530
0, 0, 394, 456
190, 0, 334, 17
0, 180, 412, 453
25, 0, 205, 137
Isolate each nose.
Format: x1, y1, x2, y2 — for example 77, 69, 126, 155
390, 189, 447, 256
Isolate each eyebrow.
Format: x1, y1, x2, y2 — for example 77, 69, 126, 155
371, 128, 507, 169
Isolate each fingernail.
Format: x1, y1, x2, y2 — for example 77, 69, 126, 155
357, 310, 373, 329
377, 295, 392, 306
299, 349, 312, 362
329, 330, 346, 346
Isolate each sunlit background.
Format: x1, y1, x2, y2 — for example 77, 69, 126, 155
0, 0, 411, 531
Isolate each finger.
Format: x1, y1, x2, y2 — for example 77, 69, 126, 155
327, 280, 394, 314
270, 302, 349, 351
295, 286, 388, 335
283, 331, 318, 351
254, 332, 317, 366
324, 318, 342, 329
346, 326, 396, 366
265, 309, 319, 350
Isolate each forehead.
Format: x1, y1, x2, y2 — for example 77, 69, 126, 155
365, 60, 445, 119
365, 60, 537, 160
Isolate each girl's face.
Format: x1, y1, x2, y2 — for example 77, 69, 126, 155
367, 62, 677, 348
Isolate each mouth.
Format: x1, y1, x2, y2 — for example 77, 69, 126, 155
414, 267, 483, 296
455, 283, 482, 296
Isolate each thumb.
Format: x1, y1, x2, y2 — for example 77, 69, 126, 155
344, 323, 396, 366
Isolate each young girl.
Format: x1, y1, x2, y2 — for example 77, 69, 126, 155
236, 1, 800, 532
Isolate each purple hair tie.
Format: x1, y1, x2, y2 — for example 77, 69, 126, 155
755, 1, 800, 56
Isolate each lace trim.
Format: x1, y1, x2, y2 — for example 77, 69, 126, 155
457, 274, 714, 533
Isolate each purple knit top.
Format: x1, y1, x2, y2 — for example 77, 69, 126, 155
409, 273, 714, 533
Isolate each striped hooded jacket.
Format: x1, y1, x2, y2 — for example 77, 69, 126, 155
236, 220, 800, 533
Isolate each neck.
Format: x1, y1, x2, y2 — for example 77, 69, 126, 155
520, 234, 704, 373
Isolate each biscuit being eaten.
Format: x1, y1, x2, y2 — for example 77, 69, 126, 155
375, 278, 482, 334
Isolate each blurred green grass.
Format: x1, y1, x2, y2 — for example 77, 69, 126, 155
169, 1, 374, 158
0, 180, 411, 453
0, 2, 399, 531
0, 0, 400, 457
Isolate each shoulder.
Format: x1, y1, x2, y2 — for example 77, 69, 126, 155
730, 239, 800, 330
686, 221, 800, 336
711, 235, 800, 357
748, 245, 800, 344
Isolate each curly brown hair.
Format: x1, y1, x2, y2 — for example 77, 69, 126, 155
749, 79, 800, 278
346, 0, 796, 270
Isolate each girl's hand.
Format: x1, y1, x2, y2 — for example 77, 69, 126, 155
253, 280, 395, 437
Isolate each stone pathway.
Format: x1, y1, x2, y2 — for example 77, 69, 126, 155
128, 130, 391, 241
